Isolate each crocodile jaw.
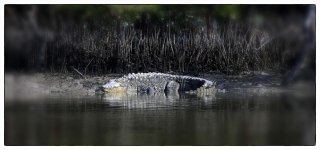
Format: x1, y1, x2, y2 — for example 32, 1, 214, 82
203, 79, 214, 88
102, 80, 127, 93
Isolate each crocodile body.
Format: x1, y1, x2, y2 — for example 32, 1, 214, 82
102, 72, 216, 94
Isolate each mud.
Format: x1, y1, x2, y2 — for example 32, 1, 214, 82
4, 71, 315, 99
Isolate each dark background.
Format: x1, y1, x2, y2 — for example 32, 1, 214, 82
4, 5, 315, 78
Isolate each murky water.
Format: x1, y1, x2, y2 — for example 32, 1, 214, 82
5, 91, 315, 145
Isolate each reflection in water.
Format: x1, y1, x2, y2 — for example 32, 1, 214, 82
5, 91, 315, 145
101, 92, 215, 109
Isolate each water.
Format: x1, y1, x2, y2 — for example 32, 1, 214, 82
5, 91, 315, 145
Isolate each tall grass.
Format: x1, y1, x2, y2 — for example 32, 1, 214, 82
47, 20, 287, 75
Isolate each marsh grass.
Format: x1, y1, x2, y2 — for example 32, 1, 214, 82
46, 21, 288, 75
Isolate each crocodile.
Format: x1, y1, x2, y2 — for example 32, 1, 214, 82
102, 72, 216, 94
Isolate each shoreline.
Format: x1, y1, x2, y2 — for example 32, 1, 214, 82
4, 72, 315, 99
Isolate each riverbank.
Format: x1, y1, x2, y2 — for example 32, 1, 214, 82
4, 71, 315, 99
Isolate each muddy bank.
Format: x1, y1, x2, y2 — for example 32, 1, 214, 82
5, 73, 108, 99
4, 71, 315, 99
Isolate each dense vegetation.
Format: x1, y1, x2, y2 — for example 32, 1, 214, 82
5, 5, 314, 76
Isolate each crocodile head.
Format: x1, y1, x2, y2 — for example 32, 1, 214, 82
203, 79, 215, 88
102, 79, 127, 93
